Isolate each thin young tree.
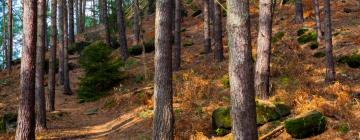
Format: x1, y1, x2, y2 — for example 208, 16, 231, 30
172, 0, 181, 71
312, 0, 322, 43
63, 0, 73, 95
152, 0, 174, 139
295, 0, 304, 23
116, 0, 129, 60
78, 0, 83, 32
35, 0, 47, 130
75, 0, 79, 33
203, 0, 211, 54
15, 0, 37, 139
213, 0, 224, 62
69, 0, 75, 44
48, 0, 57, 112
58, 0, 65, 85
99, 0, 104, 23
227, 0, 258, 139
255, 0, 273, 99
133, 0, 141, 46
2, 0, 7, 66
7, 0, 13, 74
323, 0, 335, 83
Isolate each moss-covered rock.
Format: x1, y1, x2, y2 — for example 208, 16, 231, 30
313, 51, 326, 58
271, 31, 285, 44
128, 45, 143, 56
285, 110, 326, 139
297, 31, 317, 44
297, 28, 309, 36
183, 40, 194, 47
337, 54, 360, 68
309, 42, 319, 50
0, 112, 17, 133
212, 101, 291, 135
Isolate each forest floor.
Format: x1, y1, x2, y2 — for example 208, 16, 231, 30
1, 0, 360, 139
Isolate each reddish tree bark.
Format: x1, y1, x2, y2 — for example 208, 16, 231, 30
116, 0, 129, 60
47, 0, 57, 112
15, 0, 37, 139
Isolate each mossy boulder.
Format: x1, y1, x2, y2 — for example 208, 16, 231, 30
144, 38, 155, 53
313, 51, 326, 58
271, 32, 285, 44
212, 101, 290, 135
337, 54, 360, 68
128, 45, 143, 56
297, 28, 309, 36
0, 112, 17, 133
285, 110, 326, 139
309, 42, 319, 50
297, 31, 317, 44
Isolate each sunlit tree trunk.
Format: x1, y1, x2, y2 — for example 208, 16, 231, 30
323, 0, 335, 83
69, 0, 75, 44
203, 0, 211, 54
7, 0, 13, 75
15, 0, 37, 139
227, 0, 258, 139
48, 0, 57, 112
133, 0, 141, 46
312, 0, 322, 43
172, 0, 181, 71
255, 0, 273, 99
2, 1, 7, 69
116, 0, 129, 60
295, 0, 304, 23
213, 1, 224, 62
35, 0, 47, 131
152, 0, 174, 139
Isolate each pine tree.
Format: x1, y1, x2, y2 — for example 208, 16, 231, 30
295, 0, 304, 23
203, 0, 212, 54
15, 0, 37, 139
47, 0, 57, 112
227, 0, 258, 139
323, 0, 335, 83
117, 0, 129, 60
172, 0, 182, 71
213, 0, 224, 62
312, 0, 322, 43
7, 0, 13, 75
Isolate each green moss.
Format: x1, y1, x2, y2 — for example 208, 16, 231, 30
285, 110, 326, 139
128, 45, 143, 56
183, 40, 194, 47
297, 31, 317, 44
313, 51, 326, 58
0, 117, 5, 133
309, 42, 319, 50
336, 122, 350, 134
297, 28, 309, 36
212, 101, 291, 135
221, 75, 230, 88
272, 31, 285, 43
337, 54, 360, 68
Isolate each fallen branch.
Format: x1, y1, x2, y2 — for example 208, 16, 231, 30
130, 86, 153, 95
259, 124, 285, 140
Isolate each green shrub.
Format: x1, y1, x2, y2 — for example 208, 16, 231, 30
297, 28, 309, 36
313, 51, 326, 58
128, 45, 143, 56
337, 54, 360, 68
78, 41, 123, 102
309, 42, 319, 50
144, 38, 155, 53
297, 31, 317, 44
69, 41, 91, 55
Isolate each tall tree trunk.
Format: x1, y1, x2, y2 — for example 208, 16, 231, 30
213, 1, 224, 62
15, 0, 37, 139
2, 0, 7, 69
255, 0, 273, 99
78, 0, 82, 32
63, 0, 73, 95
323, 0, 335, 83
312, 0, 322, 43
75, 0, 79, 33
203, 0, 211, 54
172, 0, 181, 71
7, 0, 13, 75
69, 0, 75, 44
152, 0, 174, 139
117, 0, 129, 60
58, 0, 64, 85
99, 0, 104, 23
92, 0, 96, 26
227, 0, 258, 139
48, 0, 57, 112
81, 0, 86, 31
35, 0, 47, 130
100, 0, 112, 47
295, 0, 304, 23
133, 0, 141, 46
